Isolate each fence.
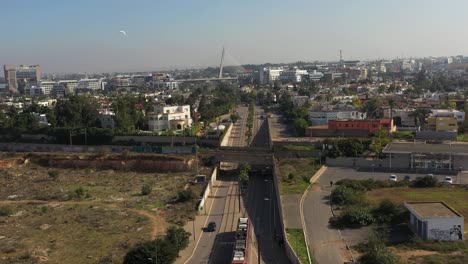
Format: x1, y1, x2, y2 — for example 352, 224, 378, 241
197, 166, 218, 213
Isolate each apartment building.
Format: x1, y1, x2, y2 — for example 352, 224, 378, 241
259, 67, 283, 84
427, 117, 458, 132
280, 67, 308, 83
309, 110, 367, 126
147, 105, 193, 131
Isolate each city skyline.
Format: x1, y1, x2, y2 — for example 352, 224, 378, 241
2, 0, 468, 73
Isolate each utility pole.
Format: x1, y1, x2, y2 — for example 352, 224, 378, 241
238, 178, 241, 213
257, 234, 261, 264
192, 218, 196, 241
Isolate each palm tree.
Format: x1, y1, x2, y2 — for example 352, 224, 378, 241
409, 108, 431, 129
388, 99, 396, 122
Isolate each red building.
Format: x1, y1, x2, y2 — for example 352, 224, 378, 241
307, 118, 396, 137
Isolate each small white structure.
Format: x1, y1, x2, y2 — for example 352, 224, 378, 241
147, 105, 193, 132
405, 201, 464, 241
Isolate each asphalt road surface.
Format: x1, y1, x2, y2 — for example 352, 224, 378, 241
186, 176, 242, 264
244, 172, 289, 264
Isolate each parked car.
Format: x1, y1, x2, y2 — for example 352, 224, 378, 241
389, 175, 398, 182
427, 174, 434, 177
444, 177, 453, 184
205, 222, 216, 232
404, 175, 412, 181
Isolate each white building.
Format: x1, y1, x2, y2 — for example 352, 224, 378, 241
430, 109, 465, 123
147, 105, 193, 132
77, 78, 104, 90
24, 86, 44, 96
259, 67, 283, 84
39, 81, 55, 95
405, 201, 463, 241
280, 67, 308, 83
309, 110, 367, 126
58, 80, 79, 91
308, 70, 324, 81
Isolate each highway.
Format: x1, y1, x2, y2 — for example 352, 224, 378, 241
185, 176, 243, 264
244, 171, 289, 264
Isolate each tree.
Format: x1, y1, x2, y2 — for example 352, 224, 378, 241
351, 97, 362, 108
387, 99, 396, 122
124, 239, 177, 264
409, 108, 431, 128
371, 128, 391, 158
165, 226, 191, 252
239, 164, 250, 182
361, 98, 381, 118
293, 118, 309, 136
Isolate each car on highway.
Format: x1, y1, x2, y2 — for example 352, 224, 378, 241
444, 176, 453, 184
388, 175, 398, 182
205, 222, 216, 232
403, 175, 412, 181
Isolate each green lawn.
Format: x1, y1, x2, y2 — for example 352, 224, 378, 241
286, 228, 310, 264
282, 145, 316, 151
367, 186, 468, 231
277, 158, 318, 195
457, 133, 468, 142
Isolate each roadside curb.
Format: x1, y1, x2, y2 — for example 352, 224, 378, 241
299, 165, 328, 264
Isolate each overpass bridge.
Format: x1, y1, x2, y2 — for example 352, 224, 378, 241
176, 77, 237, 83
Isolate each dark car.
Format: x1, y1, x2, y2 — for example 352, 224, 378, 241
404, 175, 411, 181
205, 222, 216, 232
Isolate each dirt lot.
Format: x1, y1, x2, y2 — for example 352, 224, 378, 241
0, 153, 209, 264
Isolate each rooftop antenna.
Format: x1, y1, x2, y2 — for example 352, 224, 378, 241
218, 46, 225, 79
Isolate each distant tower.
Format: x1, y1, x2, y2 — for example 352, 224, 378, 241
339, 49, 343, 68
218, 46, 225, 79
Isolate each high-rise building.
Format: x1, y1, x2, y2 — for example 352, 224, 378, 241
3, 64, 41, 93
3, 65, 17, 93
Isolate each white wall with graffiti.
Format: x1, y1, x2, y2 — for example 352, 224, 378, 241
408, 208, 464, 241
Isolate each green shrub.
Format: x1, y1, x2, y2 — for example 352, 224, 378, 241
331, 185, 360, 205
74, 186, 89, 199
359, 230, 399, 264
372, 200, 409, 225
0, 206, 13, 216
141, 184, 152, 196
48, 170, 60, 181
336, 206, 375, 227
177, 190, 195, 203
124, 238, 177, 264
413, 176, 439, 188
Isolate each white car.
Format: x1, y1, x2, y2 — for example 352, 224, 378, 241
389, 175, 398, 182
444, 177, 453, 184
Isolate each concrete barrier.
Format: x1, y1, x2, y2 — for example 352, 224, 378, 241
197, 167, 218, 213
220, 122, 234, 147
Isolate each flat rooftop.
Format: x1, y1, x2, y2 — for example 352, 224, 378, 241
405, 201, 463, 219
383, 142, 468, 155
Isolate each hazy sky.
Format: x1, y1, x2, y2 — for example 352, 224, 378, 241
2, 0, 468, 73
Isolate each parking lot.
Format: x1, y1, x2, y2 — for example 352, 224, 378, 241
322, 167, 467, 185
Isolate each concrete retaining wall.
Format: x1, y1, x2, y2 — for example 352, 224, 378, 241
198, 167, 218, 213
220, 123, 234, 147
273, 159, 302, 264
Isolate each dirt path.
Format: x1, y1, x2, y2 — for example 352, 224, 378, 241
0, 199, 166, 239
